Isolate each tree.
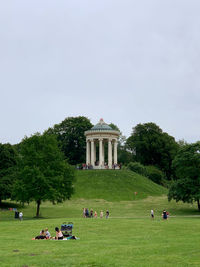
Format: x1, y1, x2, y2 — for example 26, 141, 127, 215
168, 142, 200, 211
0, 143, 18, 204
12, 133, 75, 217
126, 122, 178, 178
45, 116, 93, 165
109, 123, 133, 165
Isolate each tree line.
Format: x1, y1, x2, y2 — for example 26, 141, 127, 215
1, 116, 200, 212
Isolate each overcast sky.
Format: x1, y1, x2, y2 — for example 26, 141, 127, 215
1, 0, 200, 144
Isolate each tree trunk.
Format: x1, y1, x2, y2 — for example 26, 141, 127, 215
36, 200, 41, 217
197, 199, 200, 211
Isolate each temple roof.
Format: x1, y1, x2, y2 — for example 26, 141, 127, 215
90, 118, 113, 131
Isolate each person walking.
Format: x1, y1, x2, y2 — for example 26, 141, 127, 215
19, 211, 23, 221
151, 209, 154, 219
162, 209, 167, 220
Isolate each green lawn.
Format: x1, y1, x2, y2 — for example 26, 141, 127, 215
1, 170, 200, 266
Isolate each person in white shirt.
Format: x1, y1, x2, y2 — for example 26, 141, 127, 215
45, 228, 51, 239
151, 209, 154, 219
19, 211, 23, 221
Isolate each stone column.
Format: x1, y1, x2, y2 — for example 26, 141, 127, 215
99, 138, 103, 168
114, 139, 118, 165
86, 140, 90, 165
108, 138, 112, 168
94, 141, 96, 165
102, 140, 105, 166
91, 139, 95, 167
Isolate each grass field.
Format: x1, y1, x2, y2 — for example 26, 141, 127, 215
1, 170, 200, 266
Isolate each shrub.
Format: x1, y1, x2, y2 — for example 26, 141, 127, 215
127, 162, 147, 176
145, 165, 164, 185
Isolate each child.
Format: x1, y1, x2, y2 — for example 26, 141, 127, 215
45, 228, 51, 239
100, 210, 103, 219
106, 210, 109, 219
94, 211, 97, 218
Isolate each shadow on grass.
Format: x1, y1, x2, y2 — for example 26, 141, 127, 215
169, 206, 200, 215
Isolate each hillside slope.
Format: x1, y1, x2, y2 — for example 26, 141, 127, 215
72, 170, 167, 201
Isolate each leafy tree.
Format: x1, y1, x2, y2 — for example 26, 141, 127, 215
109, 123, 126, 147
12, 133, 75, 217
117, 149, 134, 165
168, 142, 200, 211
0, 143, 18, 204
109, 123, 133, 165
45, 116, 93, 165
126, 122, 178, 178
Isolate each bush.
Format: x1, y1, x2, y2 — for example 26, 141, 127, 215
145, 165, 164, 185
127, 162, 147, 176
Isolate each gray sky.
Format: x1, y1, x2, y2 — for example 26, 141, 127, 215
1, 0, 200, 144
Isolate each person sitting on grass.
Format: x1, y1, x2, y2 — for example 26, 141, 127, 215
32, 230, 47, 240
55, 227, 63, 240
45, 228, 51, 239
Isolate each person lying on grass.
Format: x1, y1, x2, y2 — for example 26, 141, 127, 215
32, 230, 47, 240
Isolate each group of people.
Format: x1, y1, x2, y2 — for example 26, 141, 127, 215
77, 163, 122, 170
83, 208, 109, 219
32, 227, 63, 240
150, 209, 169, 219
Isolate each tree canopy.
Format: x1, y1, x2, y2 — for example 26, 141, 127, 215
12, 133, 75, 217
45, 116, 93, 165
0, 143, 18, 203
168, 142, 200, 210
126, 122, 178, 178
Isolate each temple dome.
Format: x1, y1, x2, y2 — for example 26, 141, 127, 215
90, 119, 113, 131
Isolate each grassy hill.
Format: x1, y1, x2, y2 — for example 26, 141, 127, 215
1, 170, 200, 266
72, 170, 167, 201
